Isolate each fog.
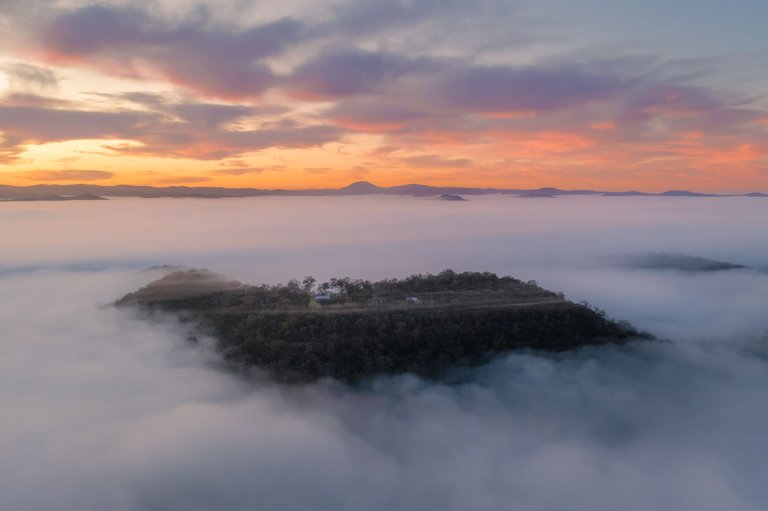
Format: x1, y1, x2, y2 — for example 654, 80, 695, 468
1, 196, 767, 510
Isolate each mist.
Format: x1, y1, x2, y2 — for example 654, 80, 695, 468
2, 195, 768, 510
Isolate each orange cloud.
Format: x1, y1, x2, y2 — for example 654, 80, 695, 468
21, 170, 114, 181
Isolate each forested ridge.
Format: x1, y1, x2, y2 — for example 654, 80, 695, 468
118, 269, 645, 382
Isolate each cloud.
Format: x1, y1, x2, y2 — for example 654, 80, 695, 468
1, 196, 768, 509
0, 104, 159, 162
211, 167, 264, 176
288, 48, 433, 100
0, 93, 71, 108
429, 64, 627, 113
150, 175, 212, 185
40, 4, 304, 99
327, 0, 511, 36
116, 123, 344, 160
110, 92, 267, 128
2, 62, 58, 91
323, 0, 532, 58
0, 96, 343, 162
286, 47, 767, 185
302, 167, 332, 174
22, 169, 114, 181
325, 99, 430, 131
402, 154, 474, 168
0, 105, 154, 141
285, 46, 631, 114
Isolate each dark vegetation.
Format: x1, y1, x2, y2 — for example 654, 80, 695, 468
117, 269, 645, 383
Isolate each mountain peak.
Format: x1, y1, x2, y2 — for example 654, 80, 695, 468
339, 181, 383, 193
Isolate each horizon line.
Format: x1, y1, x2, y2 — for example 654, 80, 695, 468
1, 180, 766, 197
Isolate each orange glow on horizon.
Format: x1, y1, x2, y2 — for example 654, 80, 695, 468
2, 126, 767, 193
3, 162, 766, 193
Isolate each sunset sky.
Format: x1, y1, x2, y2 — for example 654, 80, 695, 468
1, 0, 767, 192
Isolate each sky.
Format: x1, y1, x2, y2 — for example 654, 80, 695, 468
0, 0, 767, 192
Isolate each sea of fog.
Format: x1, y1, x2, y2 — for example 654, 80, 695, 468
1, 195, 767, 510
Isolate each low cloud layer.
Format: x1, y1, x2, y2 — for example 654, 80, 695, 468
2, 196, 768, 510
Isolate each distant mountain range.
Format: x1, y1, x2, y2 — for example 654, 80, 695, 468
612, 252, 753, 272
0, 181, 765, 201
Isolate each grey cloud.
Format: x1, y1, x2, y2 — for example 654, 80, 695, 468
288, 48, 696, 132
0, 104, 158, 162
323, 0, 530, 55
0, 98, 343, 161
0, 105, 155, 141
106, 92, 288, 125
2, 62, 58, 90
289, 48, 432, 99
43, 4, 304, 98
290, 48, 624, 114
117, 123, 344, 160
325, 99, 431, 129
328, 0, 492, 35
4, 0, 763, 157
287, 47, 629, 116
107, 93, 345, 158
0, 93, 71, 108
168, 103, 258, 129
431, 64, 627, 113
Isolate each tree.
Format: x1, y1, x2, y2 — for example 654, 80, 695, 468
302, 276, 316, 293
